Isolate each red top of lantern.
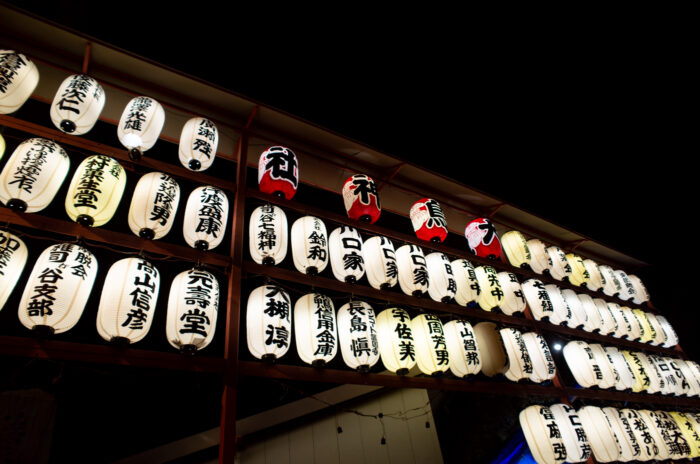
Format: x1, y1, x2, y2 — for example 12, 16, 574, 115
258, 146, 298, 199
464, 217, 501, 259
410, 198, 448, 243
342, 174, 381, 224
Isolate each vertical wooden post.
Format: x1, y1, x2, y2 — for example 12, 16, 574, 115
82, 42, 92, 74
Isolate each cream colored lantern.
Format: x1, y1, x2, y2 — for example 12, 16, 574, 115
290, 215, 329, 275
598, 265, 622, 297
621, 306, 642, 341
497, 272, 525, 316
499, 327, 532, 381
636, 352, 663, 394
631, 309, 653, 343
628, 274, 650, 305
501, 230, 531, 268
604, 346, 636, 391
65, 155, 125, 227
577, 293, 601, 333
521, 279, 558, 323
522, 332, 555, 383
329, 226, 365, 283
614, 269, 636, 301
179, 117, 218, 171
656, 315, 679, 347
561, 289, 586, 329
637, 410, 669, 461
519, 405, 568, 464
615, 408, 654, 461
472, 322, 507, 377
183, 186, 229, 251
643, 312, 665, 346
649, 410, 691, 460
166, 268, 219, 353
546, 246, 571, 281
669, 412, 700, 458
0, 230, 27, 311
294, 293, 337, 366
337, 301, 379, 372
362, 236, 398, 290
411, 314, 450, 376
425, 252, 456, 303
577, 406, 621, 463
544, 284, 572, 326
583, 259, 605, 292
117, 96, 165, 160
128, 172, 180, 240
395, 244, 428, 297
474, 265, 503, 311
526, 238, 552, 275
375, 307, 416, 375
0, 50, 39, 114
563, 341, 602, 388
50, 74, 105, 134
550, 404, 592, 463
246, 285, 292, 360
443, 320, 481, 378
588, 343, 618, 389
607, 302, 629, 339
248, 204, 288, 265
594, 298, 617, 335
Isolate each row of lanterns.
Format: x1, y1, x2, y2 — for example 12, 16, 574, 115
520, 404, 700, 463
0, 232, 219, 351
0, 138, 229, 250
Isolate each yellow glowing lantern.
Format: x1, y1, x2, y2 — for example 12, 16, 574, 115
65, 155, 126, 227
526, 238, 552, 275
501, 230, 531, 268
376, 307, 416, 375
582, 259, 605, 292
474, 265, 503, 311
565, 253, 589, 287
472, 322, 507, 377
669, 412, 700, 458
622, 350, 649, 393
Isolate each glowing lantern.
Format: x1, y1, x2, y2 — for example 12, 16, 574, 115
451, 258, 480, 306
606, 408, 645, 462
522, 332, 555, 383
117, 96, 165, 160
464, 218, 501, 259
604, 346, 636, 391
443, 320, 481, 378
294, 293, 337, 367
501, 231, 531, 268
649, 410, 691, 460
246, 285, 291, 360
607, 302, 629, 339
563, 341, 602, 388
179, 117, 218, 171
472, 322, 507, 377
628, 274, 650, 305
656, 315, 679, 347
588, 343, 618, 389
577, 293, 601, 333
65, 155, 125, 227
329, 226, 365, 283
474, 265, 503, 311
258, 146, 298, 199
676, 360, 700, 396
0, 133, 4, 159
631, 309, 653, 343
582, 259, 605, 291
0, 231, 27, 311
650, 355, 679, 396
637, 410, 669, 461
526, 238, 552, 275
521, 279, 558, 323
565, 253, 589, 287
645, 313, 667, 346
395, 244, 428, 297
546, 246, 571, 281
598, 265, 622, 297
411, 314, 450, 376
50, 74, 105, 135
409, 198, 447, 243
96, 257, 160, 344
0, 50, 39, 114
622, 350, 649, 393
291, 216, 328, 275
594, 298, 617, 335
375, 307, 416, 375
128, 172, 180, 240
249, 204, 288, 265
682, 413, 700, 453
577, 406, 621, 463
636, 352, 663, 394
497, 272, 525, 315
499, 328, 532, 381
621, 307, 642, 341
425, 252, 456, 303
550, 404, 592, 463
519, 405, 568, 464
18, 243, 97, 335
614, 269, 636, 301
669, 412, 700, 458
165, 268, 219, 353
342, 174, 380, 223
362, 236, 397, 290
337, 301, 379, 372
561, 289, 586, 329
622, 408, 659, 460
183, 186, 229, 251
544, 284, 572, 326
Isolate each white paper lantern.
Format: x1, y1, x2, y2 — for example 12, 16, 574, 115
166, 268, 219, 353
603, 407, 643, 462
117, 96, 165, 160
620, 408, 660, 460
656, 315, 679, 348
499, 328, 532, 381
550, 404, 592, 463
425, 252, 456, 303
622, 350, 650, 393
443, 320, 481, 378
337, 301, 379, 371
472, 322, 507, 377
650, 355, 680, 396
0, 138, 70, 213
128, 172, 180, 240
636, 352, 664, 394
179, 117, 218, 171
375, 307, 416, 375
603, 346, 635, 391
474, 265, 503, 311
637, 410, 669, 461
645, 313, 667, 346
598, 265, 622, 297
0, 50, 39, 114
628, 274, 650, 305
50, 74, 105, 135
96, 257, 160, 344
183, 186, 229, 251
577, 406, 621, 463
577, 293, 601, 333
519, 405, 568, 464
594, 298, 617, 335
246, 285, 292, 360
395, 244, 428, 297
544, 285, 572, 326
607, 302, 629, 339
501, 230, 531, 268
521, 279, 557, 322
329, 226, 365, 283
290, 216, 329, 275
676, 359, 700, 397
526, 239, 552, 275
0, 230, 27, 311
411, 314, 450, 376
521, 332, 555, 383
588, 343, 618, 389
18, 243, 97, 335
294, 293, 337, 366
65, 155, 126, 227
648, 410, 691, 460
546, 246, 571, 281
497, 272, 525, 316
249, 204, 288, 266
621, 307, 642, 341
450, 259, 480, 306
582, 259, 605, 292
362, 236, 398, 290
614, 270, 636, 301
561, 289, 587, 329
563, 341, 602, 388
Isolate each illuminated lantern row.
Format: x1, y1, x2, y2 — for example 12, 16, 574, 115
128, 172, 180, 240
183, 186, 229, 251
179, 117, 218, 172
329, 226, 365, 283
615, 269, 636, 301
501, 230, 531, 268
0, 138, 70, 213
117, 96, 165, 160
527, 238, 552, 274
362, 236, 398, 290
410, 198, 447, 243
246, 285, 291, 360
291, 216, 328, 275
249, 204, 288, 265
294, 293, 337, 366
50, 74, 105, 135
338, 301, 379, 372
342, 174, 381, 224
0, 50, 39, 115
396, 244, 428, 297
65, 155, 126, 227
258, 146, 298, 199
0, 230, 27, 311
522, 279, 558, 323
166, 268, 219, 353
464, 217, 500, 259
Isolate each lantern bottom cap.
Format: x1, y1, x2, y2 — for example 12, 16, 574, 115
430, 237, 442, 244
380, 283, 391, 290
188, 159, 201, 171
31, 325, 55, 337
520, 263, 529, 269
486, 254, 499, 260
306, 267, 318, 276
76, 214, 94, 227
262, 256, 275, 266
431, 371, 444, 378
359, 215, 373, 223
312, 360, 326, 368
273, 191, 285, 198
180, 344, 198, 355
345, 276, 356, 284
262, 354, 277, 362
60, 119, 76, 133
441, 296, 452, 303
139, 228, 155, 240
110, 336, 131, 346
6, 198, 27, 212
194, 240, 209, 251
128, 148, 142, 161
357, 365, 370, 374
412, 290, 423, 298
396, 368, 409, 376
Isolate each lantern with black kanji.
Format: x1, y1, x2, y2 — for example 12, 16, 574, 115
49, 74, 105, 135
598, 265, 621, 297
337, 301, 379, 372
637, 410, 671, 461
166, 268, 219, 353
628, 274, 650, 305
0, 50, 39, 114
294, 293, 337, 367
577, 293, 601, 333
474, 265, 503, 312
443, 320, 481, 378
395, 244, 428, 297
544, 284, 572, 326
362, 236, 398, 290
605, 346, 636, 391
499, 328, 532, 382
96, 257, 160, 344
376, 307, 416, 375
65, 155, 126, 227
0, 138, 70, 213
561, 289, 587, 329
546, 246, 571, 281
342, 174, 380, 224
563, 341, 601, 388
577, 406, 621, 463
179, 117, 218, 171
565, 253, 589, 287
258, 146, 298, 199
522, 279, 558, 323
128, 172, 180, 240
248, 204, 288, 266
183, 186, 229, 251
602, 407, 640, 463
18, 243, 97, 335
411, 314, 450, 376
246, 285, 292, 361
497, 271, 525, 316
329, 226, 365, 283
588, 343, 618, 389
501, 230, 531, 268
527, 238, 552, 275
522, 332, 556, 383
0, 230, 27, 311
595, 298, 617, 335
409, 198, 447, 243
451, 258, 480, 307
614, 269, 636, 301
290, 216, 328, 275
464, 217, 501, 260
582, 259, 605, 292
550, 404, 592, 463
117, 96, 165, 160
425, 252, 456, 303
519, 405, 568, 464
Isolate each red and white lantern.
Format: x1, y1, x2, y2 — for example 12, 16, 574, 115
342, 174, 380, 224
258, 146, 298, 199
464, 218, 501, 259
409, 198, 447, 243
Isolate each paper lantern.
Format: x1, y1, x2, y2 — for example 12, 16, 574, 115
362, 236, 398, 290
669, 412, 700, 458
526, 238, 552, 275
451, 258, 480, 306
375, 307, 416, 375
425, 252, 456, 303
65, 155, 125, 227
183, 186, 229, 251
676, 360, 700, 397
648, 410, 691, 460
522, 332, 555, 383
464, 218, 501, 259
395, 244, 428, 297
577, 293, 601, 333
614, 270, 636, 301
656, 315, 679, 348
588, 343, 618, 389
594, 298, 617, 335
0, 133, 4, 159
409, 198, 447, 243
544, 285, 572, 326
246, 285, 292, 360
18, 243, 97, 335
96, 257, 160, 344
329, 226, 365, 283
294, 293, 337, 366
582, 259, 605, 292
0, 231, 27, 311
636, 352, 663, 394
474, 265, 503, 311
631, 309, 653, 343
577, 406, 621, 463
411, 314, 450, 376
179, 117, 218, 171
342, 174, 380, 224
497, 272, 525, 315
622, 350, 650, 393
520, 405, 568, 464
117, 96, 165, 160
499, 328, 532, 381
651, 355, 680, 396
291, 216, 329, 275
472, 322, 507, 377
550, 404, 592, 463
645, 313, 667, 346
607, 302, 629, 339
628, 274, 650, 305
49, 74, 105, 135
546, 246, 571, 281
128, 172, 180, 240
501, 231, 531, 268
521, 279, 558, 323
337, 301, 379, 372
248, 204, 288, 265
563, 341, 602, 388
561, 289, 587, 329
443, 320, 481, 378
258, 146, 298, 199
604, 346, 636, 391
610, 408, 650, 461
165, 268, 219, 353
565, 253, 589, 287
0, 138, 70, 213
621, 306, 642, 341
0, 50, 39, 114
598, 265, 622, 297
637, 410, 670, 461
